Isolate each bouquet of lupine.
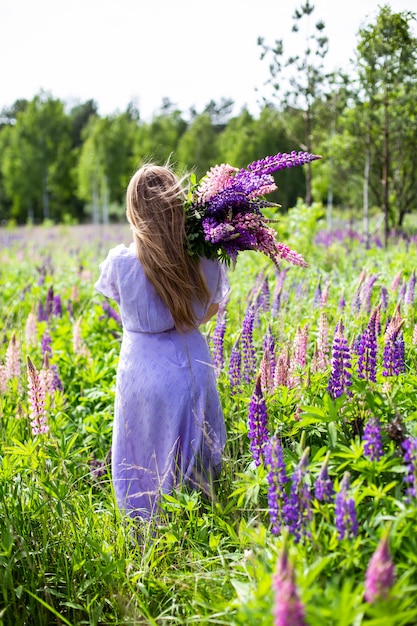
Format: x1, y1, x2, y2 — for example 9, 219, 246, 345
184, 150, 321, 268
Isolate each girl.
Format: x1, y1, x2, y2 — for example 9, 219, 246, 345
95, 163, 229, 519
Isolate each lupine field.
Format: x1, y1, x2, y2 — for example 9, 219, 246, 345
1, 209, 417, 625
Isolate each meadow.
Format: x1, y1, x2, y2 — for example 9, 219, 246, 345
1, 210, 417, 625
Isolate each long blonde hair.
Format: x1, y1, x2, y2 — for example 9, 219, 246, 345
126, 163, 210, 332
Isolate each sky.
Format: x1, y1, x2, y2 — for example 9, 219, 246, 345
1, 0, 416, 121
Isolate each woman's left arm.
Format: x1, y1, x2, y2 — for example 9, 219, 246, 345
200, 303, 219, 324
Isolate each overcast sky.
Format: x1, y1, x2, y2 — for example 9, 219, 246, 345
1, 0, 416, 120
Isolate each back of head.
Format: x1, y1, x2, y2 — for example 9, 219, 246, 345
126, 163, 209, 331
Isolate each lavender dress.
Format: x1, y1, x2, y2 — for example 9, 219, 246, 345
94, 243, 229, 518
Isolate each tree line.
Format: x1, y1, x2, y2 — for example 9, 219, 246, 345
0, 3, 416, 240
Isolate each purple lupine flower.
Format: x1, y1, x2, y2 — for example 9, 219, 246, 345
242, 304, 256, 384
282, 448, 312, 543
259, 277, 270, 312
273, 546, 307, 626
247, 375, 269, 466
228, 340, 242, 396
37, 301, 47, 322
102, 301, 122, 325
380, 286, 388, 311
363, 417, 384, 461
383, 319, 405, 377
272, 269, 288, 317
313, 280, 322, 307
335, 472, 358, 540
51, 364, 63, 392
45, 286, 54, 318
26, 356, 49, 436
338, 290, 346, 310
402, 437, 417, 501
397, 279, 407, 304
314, 452, 334, 502
364, 534, 395, 603
53, 294, 62, 317
361, 274, 379, 313
265, 436, 288, 535
211, 309, 227, 376
41, 329, 52, 357
357, 306, 379, 383
327, 321, 352, 399
405, 271, 416, 305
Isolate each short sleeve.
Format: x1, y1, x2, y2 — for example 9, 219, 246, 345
212, 262, 230, 304
94, 248, 121, 304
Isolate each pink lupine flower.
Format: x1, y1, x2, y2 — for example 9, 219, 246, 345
364, 534, 395, 603
292, 325, 309, 370
25, 311, 38, 347
73, 317, 89, 357
26, 356, 49, 435
39, 353, 55, 396
196, 163, 237, 203
0, 365, 7, 393
316, 311, 329, 371
320, 282, 330, 307
273, 545, 307, 626
390, 270, 403, 292
274, 346, 291, 388
5, 333, 20, 380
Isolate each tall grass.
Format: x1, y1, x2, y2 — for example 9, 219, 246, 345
0, 221, 417, 625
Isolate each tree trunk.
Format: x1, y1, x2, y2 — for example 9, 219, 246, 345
382, 91, 390, 248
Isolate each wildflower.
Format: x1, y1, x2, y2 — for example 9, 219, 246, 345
357, 306, 379, 383
338, 290, 346, 310
241, 304, 256, 384
274, 346, 291, 388
413, 323, 417, 345
259, 277, 270, 312
380, 286, 388, 311
5, 333, 20, 380
327, 320, 352, 399
282, 448, 312, 543
272, 269, 288, 317
320, 282, 330, 307
53, 294, 62, 316
361, 274, 379, 313
402, 437, 417, 501
405, 271, 416, 305
260, 326, 276, 394
102, 301, 122, 325
39, 353, 55, 395
397, 279, 406, 304
265, 436, 288, 535
187, 151, 320, 267
51, 364, 63, 392
292, 325, 309, 370
0, 364, 7, 393
335, 472, 358, 540
383, 318, 405, 377
247, 375, 269, 466
315, 311, 329, 372
26, 356, 48, 435
364, 534, 395, 603
25, 311, 38, 347
211, 307, 227, 376
390, 270, 402, 292
363, 417, 383, 461
313, 280, 322, 307
45, 286, 54, 318
314, 452, 334, 502
73, 317, 89, 357
273, 545, 307, 626
228, 340, 242, 395
41, 329, 52, 356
